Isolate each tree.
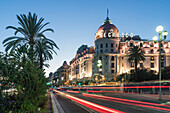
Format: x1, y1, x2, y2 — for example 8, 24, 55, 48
3, 12, 55, 63
162, 65, 170, 80
34, 38, 59, 69
0, 52, 48, 112
127, 46, 145, 74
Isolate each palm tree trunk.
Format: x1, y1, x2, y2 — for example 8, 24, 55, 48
40, 53, 43, 69
30, 44, 34, 63
39, 45, 43, 69
135, 59, 138, 81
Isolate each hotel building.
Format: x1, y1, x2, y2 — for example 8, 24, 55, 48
53, 13, 170, 85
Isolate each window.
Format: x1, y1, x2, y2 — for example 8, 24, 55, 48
100, 50, 103, 53
161, 55, 164, 61
122, 57, 124, 60
140, 63, 143, 68
111, 49, 113, 52
150, 56, 154, 61
106, 43, 108, 48
161, 62, 164, 68
106, 49, 108, 52
116, 44, 117, 47
140, 43, 143, 47
150, 49, 154, 53
111, 70, 114, 73
111, 63, 114, 68
84, 61, 86, 65
122, 63, 124, 67
131, 62, 134, 67
111, 56, 114, 61
97, 45, 98, 49
150, 42, 154, 47
100, 44, 103, 48
151, 63, 154, 68
130, 43, 133, 47
84, 67, 86, 71
99, 56, 102, 60
111, 43, 114, 47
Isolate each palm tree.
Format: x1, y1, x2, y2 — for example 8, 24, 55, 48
34, 38, 59, 69
3, 12, 54, 62
127, 46, 145, 74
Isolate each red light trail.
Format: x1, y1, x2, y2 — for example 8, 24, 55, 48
82, 93, 170, 111
53, 90, 125, 113
72, 85, 170, 89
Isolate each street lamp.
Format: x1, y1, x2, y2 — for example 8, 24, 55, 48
97, 60, 102, 83
153, 25, 168, 100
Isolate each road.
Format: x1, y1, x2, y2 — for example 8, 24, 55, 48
52, 92, 91, 113
54, 91, 170, 113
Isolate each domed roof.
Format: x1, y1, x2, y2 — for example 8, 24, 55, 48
95, 17, 119, 40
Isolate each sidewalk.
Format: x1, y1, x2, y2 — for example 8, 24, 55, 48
51, 92, 65, 113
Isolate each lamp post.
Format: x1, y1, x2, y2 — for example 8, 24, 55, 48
153, 25, 168, 100
97, 60, 102, 83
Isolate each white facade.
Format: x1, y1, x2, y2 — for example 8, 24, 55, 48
68, 45, 94, 83
92, 16, 170, 82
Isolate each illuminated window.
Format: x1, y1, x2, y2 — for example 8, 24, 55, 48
150, 56, 154, 61
161, 55, 164, 61
131, 62, 134, 67
150, 42, 154, 47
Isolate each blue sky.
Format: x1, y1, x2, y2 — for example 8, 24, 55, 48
0, 0, 170, 77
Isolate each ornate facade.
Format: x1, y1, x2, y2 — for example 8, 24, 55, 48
92, 15, 170, 82
52, 13, 170, 85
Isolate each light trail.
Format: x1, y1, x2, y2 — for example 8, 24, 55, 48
66, 90, 79, 93
87, 90, 139, 94
82, 93, 170, 111
72, 85, 170, 89
53, 90, 125, 113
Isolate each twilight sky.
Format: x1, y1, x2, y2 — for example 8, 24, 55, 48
0, 0, 170, 77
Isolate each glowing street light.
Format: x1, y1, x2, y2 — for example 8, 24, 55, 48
153, 25, 168, 100
97, 60, 102, 83
156, 25, 163, 32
